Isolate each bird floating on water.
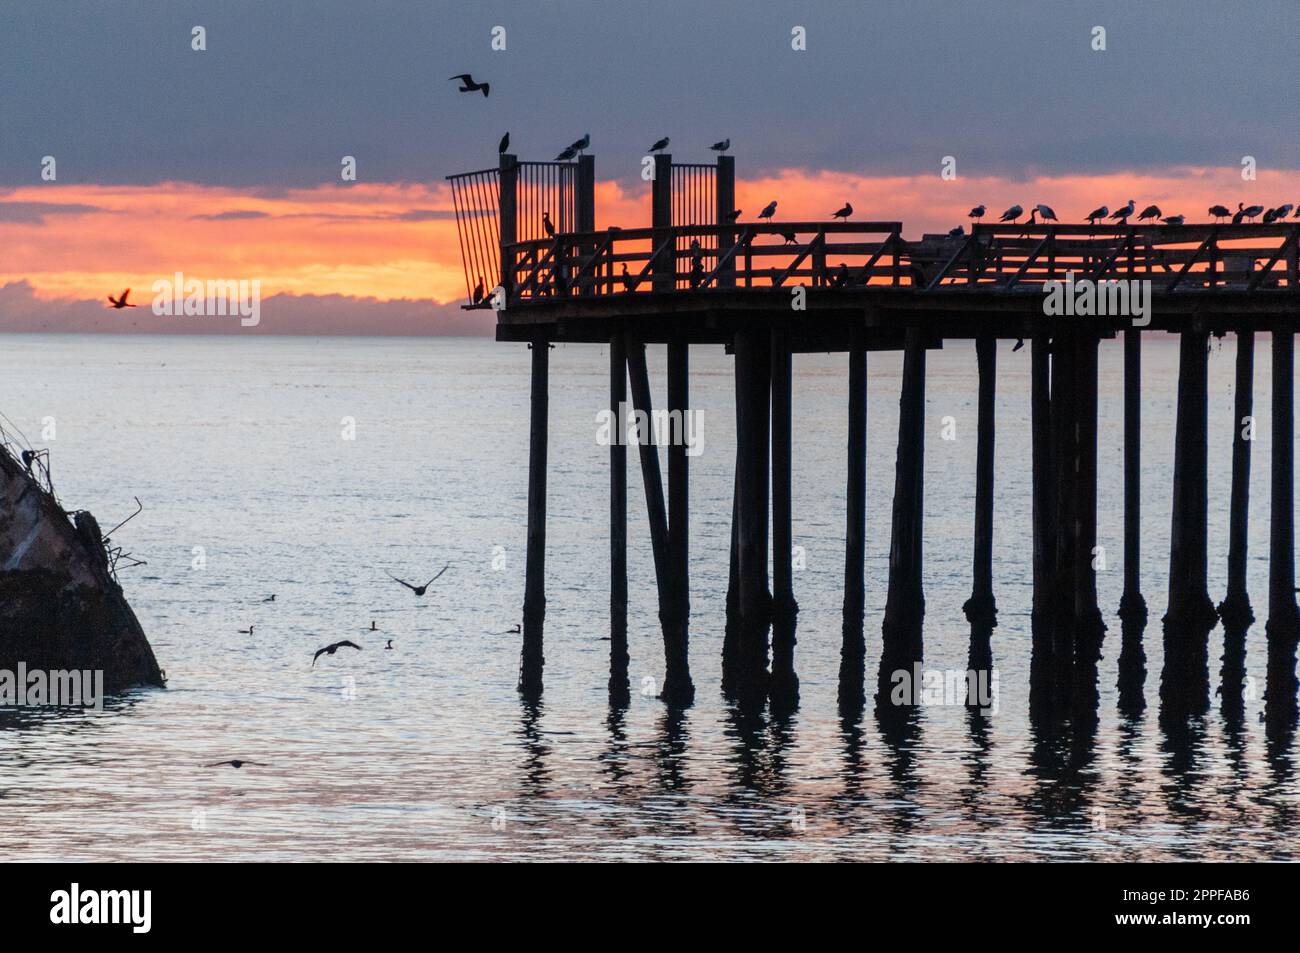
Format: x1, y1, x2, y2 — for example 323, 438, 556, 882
710, 139, 730, 153
385, 639, 394, 650
998, 204, 1023, 223
263, 594, 276, 603
238, 625, 254, 635
758, 201, 778, 222
449, 74, 489, 97
107, 289, 137, 309
206, 759, 264, 769
386, 565, 450, 596
968, 205, 985, 222
648, 137, 670, 154
832, 202, 853, 220
313, 639, 361, 666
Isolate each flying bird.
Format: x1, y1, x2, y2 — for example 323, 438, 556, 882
313, 639, 361, 666
1208, 204, 1231, 222
449, 74, 489, 97
498, 132, 509, 155
1110, 200, 1136, 223
648, 137, 670, 153
1085, 205, 1108, 224
710, 139, 730, 153
1137, 204, 1162, 223
968, 205, 985, 222
107, 289, 137, 309
998, 204, 1023, 223
758, 201, 778, 222
542, 211, 555, 237
386, 565, 450, 596
831, 202, 853, 220
205, 760, 264, 769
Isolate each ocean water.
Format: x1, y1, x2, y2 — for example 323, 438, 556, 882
0, 332, 1294, 862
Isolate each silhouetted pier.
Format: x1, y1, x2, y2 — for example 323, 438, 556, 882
449, 152, 1300, 726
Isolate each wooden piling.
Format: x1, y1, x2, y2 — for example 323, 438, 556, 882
519, 334, 549, 697
663, 333, 694, 705
878, 329, 926, 709
770, 327, 799, 708
1218, 331, 1255, 707
733, 326, 772, 703
839, 324, 867, 712
1117, 327, 1148, 712
964, 336, 998, 678
1049, 331, 1078, 699
1029, 336, 1055, 710
609, 331, 629, 703
1265, 331, 1299, 727
721, 469, 741, 694
1160, 329, 1218, 715
1071, 333, 1106, 708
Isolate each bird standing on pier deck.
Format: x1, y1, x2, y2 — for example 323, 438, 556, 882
1208, 204, 1231, 222
649, 137, 670, 153
542, 211, 555, 238
832, 202, 853, 220
998, 204, 1023, 223
1086, 205, 1108, 225
555, 145, 578, 161
1110, 200, 1136, 223
710, 139, 730, 153
498, 132, 509, 155
968, 205, 985, 223
1138, 204, 1162, 223
448, 74, 490, 97
758, 201, 778, 222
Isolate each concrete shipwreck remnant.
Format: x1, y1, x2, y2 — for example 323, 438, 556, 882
0, 441, 163, 694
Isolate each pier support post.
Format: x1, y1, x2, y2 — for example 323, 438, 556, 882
1218, 331, 1256, 709
1029, 335, 1056, 711
839, 324, 868, 713
1071, 333, 1106, 711
663, 333, 694, 706
1161, 329, 1218, 717
964, 336, 998, 684
721, 470, 741, 694
878, 329, 927, 710
770, 327, 800, 710
519, 334, 549, 697
1266, 330, 1299, 729
733, 326, 772, 705
609, 331, 630, 703
1118, 328, 1149, 712
1049, 332, 1079, 701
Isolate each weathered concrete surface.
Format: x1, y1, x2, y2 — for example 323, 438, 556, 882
0, 445, 162, 693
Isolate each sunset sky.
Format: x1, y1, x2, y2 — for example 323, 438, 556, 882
5, 1, 1300, 333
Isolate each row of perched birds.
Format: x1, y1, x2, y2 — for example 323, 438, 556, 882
496, 132, 732, 160
969, 200, 1299, 226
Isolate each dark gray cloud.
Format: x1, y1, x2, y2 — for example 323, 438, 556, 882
0, 200, 105, 223
4, 1, 1299, 189
191, 209, 269, 220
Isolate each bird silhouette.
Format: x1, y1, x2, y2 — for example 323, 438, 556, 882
449, 74, 489, 97
948, 226, 964, 237
542, 211, 556, 239
1264, 208, 1280, 224
620, 263, 635, 292
1242, 204, 1265, 222
554, 145, 578, 162
238, 625, 254, 635
832, 202, 853, 220
1110, 200, 1136, 223
1137, 204, 1162, 223
968, 205, 986, 222
1086, 205, 1109, 225
710, 139, 730, 153
648, 137, 670, 154
1232, 203, 1247, 224
778, 228, 798, 244
368, 621, 378, 631
501, 623, 522, 635
758, 201, 778, 222
498, 132, 510, 155
1275, 204, 1294, 219
1034, 204, 1058, 223
205, 759, 264, 769
724, 208, 742, 223
385, 639, 394, 650
386, 565, 449, 596
1208, 204, 1231, 222
313, 639, 361, 666
569, 133, 590, 155
998, 204, 1023, 223
472, 276, 486, 305
263, 594, 275, 602
1162, 214, 1185, 225
1012, 339, 1025, 352
107, 289, 137, 309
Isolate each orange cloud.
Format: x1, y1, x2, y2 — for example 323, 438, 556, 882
4, 166, 1298, 313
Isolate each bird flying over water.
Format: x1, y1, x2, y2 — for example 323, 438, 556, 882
313, 639, 361, 666
832, 202, 853, 220
1086, 205, 1108, 224
710, 139, 730, 153
648, 137, 670, 153
998, 204, 1023, 223
449, 74, 489, 97
498, 132, 510, 155
968, 205, 985, 222
386, 565, 450, 596
107, 289, 136, 309
758, 201, 778, 222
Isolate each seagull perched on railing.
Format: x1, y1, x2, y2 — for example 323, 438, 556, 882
724, 208, 742, 223
998, 204, 1023, 223
1138, 204, 1162, 223
1034, 204, 1058, 223
710, 139, 730, 153
1086, 205, 1108, 225
1162, 214, 1185, 225
1243, 204, 1265, 221
648, 137, 670, 154
968, 205, 985, 223
1274, 204, 1294, 219
543, 211, 555, 237
778, 228, 797, 244
1264, 208, 1281, 223
832, 202, 853, 220
948, 226, 964, 237
555, 145, 578, 161
569, 133, 590, 155
498, 132, 510, 155
1208, 204, 1231, 222
448, 74, 490, 97
1110, 200, 1136, 223
758, 201, 778, 222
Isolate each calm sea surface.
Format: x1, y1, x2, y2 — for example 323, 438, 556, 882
0, 333, 1295, 861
